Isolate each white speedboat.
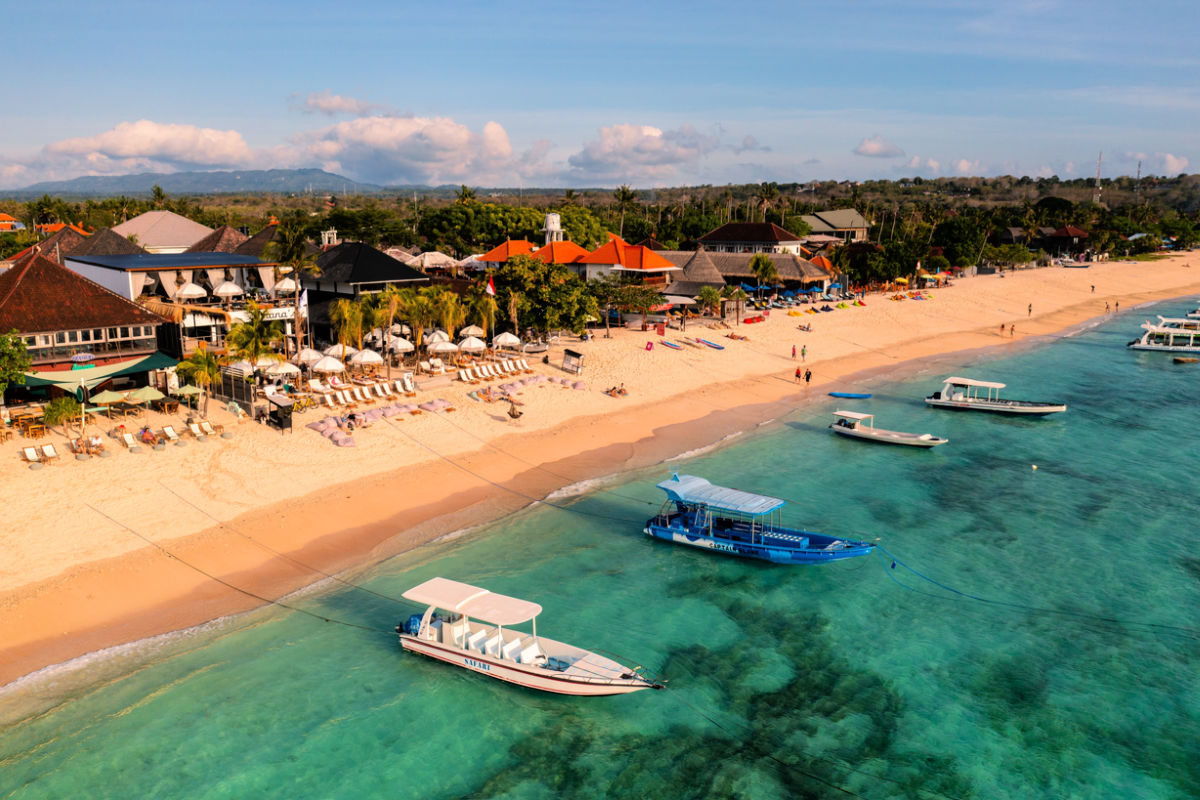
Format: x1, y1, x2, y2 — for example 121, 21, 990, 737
1149, 315, 1200, 331
397, 577, 662, 696
829, 410, 947, 448
925, 377, 1067, 416
1127, 321, 1200, 353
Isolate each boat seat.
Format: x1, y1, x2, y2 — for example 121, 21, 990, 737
519, 642, 546, 665
482, 633, 503, 656
500, 638, 523, 661
466, 629, 488, 653
441, 620, 469, 647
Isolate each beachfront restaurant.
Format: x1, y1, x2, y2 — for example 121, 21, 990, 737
62, 251, 305, 359
0, 253, 175, 406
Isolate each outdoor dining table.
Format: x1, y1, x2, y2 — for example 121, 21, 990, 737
154, 398, 180, 414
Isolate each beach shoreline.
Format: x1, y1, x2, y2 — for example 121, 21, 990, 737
4, 257, 1199, 692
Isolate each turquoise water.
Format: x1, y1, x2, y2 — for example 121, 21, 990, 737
3, 304, 1199, 799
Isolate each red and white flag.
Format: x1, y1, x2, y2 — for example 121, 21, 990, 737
486, 275, 496, 296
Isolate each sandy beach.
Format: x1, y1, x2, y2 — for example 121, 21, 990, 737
3, 255, 1199, 688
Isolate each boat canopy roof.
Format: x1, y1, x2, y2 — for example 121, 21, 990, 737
941, 376, 1005, 389
402, 577, 542, 625
833, 410, 873, 421
656, 474, 785, 516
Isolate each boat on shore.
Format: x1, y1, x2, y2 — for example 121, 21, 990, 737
924, 377, 1067, 416
829, 410, 947, 448
1127, 321, 1200, 353
828, 391, 872, 399
397, 577, 662, 696
644, 474, 875, 565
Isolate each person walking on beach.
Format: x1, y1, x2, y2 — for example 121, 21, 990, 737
804, 369, 812, 385
801, 345, 807, 362
1010, 324, 1016, 337
1105, 302, 1111, 313
1091, 285, 1095, 293
1115, 301, 1120, 312
792, 344, 796, 360
1000, 323, 1005, 336
795, 367, 803, 383
1028, 303, 1032, 317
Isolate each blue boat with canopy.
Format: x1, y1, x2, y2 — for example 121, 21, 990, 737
644, 474, 875, 564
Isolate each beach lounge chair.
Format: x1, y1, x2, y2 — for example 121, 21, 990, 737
122, 433, 142, 451
323, 394, 338, 411
41, 443, 61, 462
402, 374, 417, 395
200, 420, 223, 436
419, 360, 432, 375
478, 364, 497, 380
162, 426, 182, 443
458, 369, 478, 385
21, 446, 44, 464
187, 423, 207, 440
307, 378, 331, 394
517, 358, 533, 373
378, 382, 393, 397
429, 358, 447, 375
374, 384, 388, 398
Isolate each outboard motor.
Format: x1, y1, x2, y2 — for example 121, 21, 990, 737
402, 614, 423, 636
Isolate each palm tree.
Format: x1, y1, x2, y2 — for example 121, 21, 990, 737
262, 212, 317, 357
330, 298, 364, 359
435, 291, 465, 340
696, 285, 722, 316
613, 185, 637, 238
402, 291, 439, 350
455, 185, 477, 204
176, 347, 224, 416
226, 301, 284, 368
470, 285, 499, 338
721, 286, 749, 326
376, 285, 405, 378
749, 253, 780, 300
756, 182, 780, 224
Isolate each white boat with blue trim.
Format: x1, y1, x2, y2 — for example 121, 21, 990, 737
830, 410, 948, 448
924, 377, 1067, 416
644, 474, 875, 565
1127, 319, 1200, 353
397, 577, 662, 696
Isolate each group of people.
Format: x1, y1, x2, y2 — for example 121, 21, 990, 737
794, 368, 812, 385
604, 384, 628, 398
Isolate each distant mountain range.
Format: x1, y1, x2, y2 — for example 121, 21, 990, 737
2, 169, 386, 198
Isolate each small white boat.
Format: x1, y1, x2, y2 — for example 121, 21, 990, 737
397, 577, 662, 696
1127, 321, 1200, 353
925, 377, 1067, 416
829, 410, 947, 448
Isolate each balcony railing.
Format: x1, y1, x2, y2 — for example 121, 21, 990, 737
28, 339, 158, 366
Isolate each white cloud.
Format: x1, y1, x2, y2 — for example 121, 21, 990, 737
905, 155, 940, 173
297, 90, 378, 117
953, 158, 983, 175
566, 123, 719, 183
286, 115, 515, 184
853, 134, 904, 158
45, 120, 253, 167
734, 135, 770, 154
1159, 152, 1189, 174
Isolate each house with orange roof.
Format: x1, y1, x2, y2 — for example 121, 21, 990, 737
528, 240, 589, 266
575, 237, 680, 284
0, 212, 25, 231
477, 239, 536, 270
34, 222, 90, 237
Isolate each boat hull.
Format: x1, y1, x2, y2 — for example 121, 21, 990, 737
828, 392, 872, 399
643, 522, 874, 565
830, 425, 946, 447
399, 636, 653, 696
1129, 342, 1200, 353
924, 397, 1066, 415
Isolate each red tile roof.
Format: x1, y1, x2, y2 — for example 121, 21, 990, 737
35, 222, 91, 236
0, 213, 18, 222
698, 222, 803, 243
0, 254, 164, 333
528, 241, 589, 264
478, 239, 536, 262
810, 255, 834, 272
578, 239, 678, 270
1052, 225, 1089, 238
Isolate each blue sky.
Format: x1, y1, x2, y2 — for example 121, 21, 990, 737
1, 0, 1195, 189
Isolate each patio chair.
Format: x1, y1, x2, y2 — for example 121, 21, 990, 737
429, 358, 447, 375
419, 360, 432, 375
323, 394, 338, 411
187, 423, 208, 441
122, 433, 143, 451
402, 374, 418, 395
374, 384, 388, 398
458, 369, 478, 385
41, 443, 62, 462
517, 358, 533, 373
21, 447, 45, 464
200, 421, 223, 436
162, 426, 182, 443
308, 378, 331, 394
379, 383, 394, 397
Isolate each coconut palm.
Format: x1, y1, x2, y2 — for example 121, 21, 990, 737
470, 284, 499, 338
226, 301, 284, 367
721, 285, 749, 326
262, 211, 317, 357
435, 290, 466, 340
330, 298, 364, 358
749, 253, 780, 299
42, 395, 82, 437
756, 182, 780, 224
613, 185, 637, 238
402, 290, 439, 350
176, 347, 224, 416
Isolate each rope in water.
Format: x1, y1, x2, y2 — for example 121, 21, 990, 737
85, 502, 394, 637
874, 543, 1200, 640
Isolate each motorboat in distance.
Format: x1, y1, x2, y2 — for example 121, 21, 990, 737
829, 410, 947, 448
1128, 318, 1200, 353
398, 577, 662, 696
925, 377, 1067, 416
644, 474, 875, 565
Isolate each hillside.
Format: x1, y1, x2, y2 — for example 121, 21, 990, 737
3, 169, 384, 198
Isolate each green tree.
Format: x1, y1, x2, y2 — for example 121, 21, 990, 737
493, 254, 596, 335
696, 285, 723, 316
402, 289, 439, 349
930, 216, 987, 267
0, 330, 32, 403
225, 301, 284, 367
624, 284, 666, 329
455, 185, 478, 204
262, 210, 318, 356
42, 395, 82, 437
721, 285, 749, 325
749, 253, 780, 297
587, 272, 630, 337
612, 185, 637, 238
376, 285, 405, 378
467, 281, 500, 339
176, 347, 224, 416
434, 289, 466, 340
755, 182, 780, 223
330, 298, 364, 357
